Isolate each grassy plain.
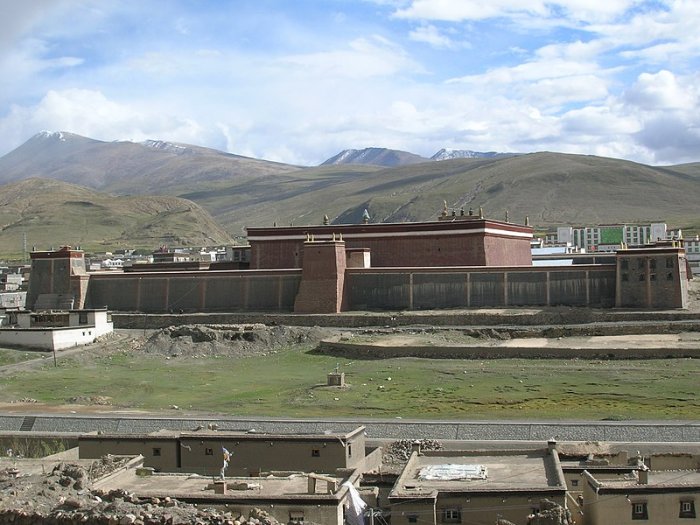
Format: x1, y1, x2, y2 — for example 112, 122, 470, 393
0, 342, 697, 420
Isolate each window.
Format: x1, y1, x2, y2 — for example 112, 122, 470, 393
442, 508, 461, 523
680, 500, 696, 518
666, 257, 674, 268
152, 448, 161, 457
622, 273, 629, 282
347, 444, 352, 457
649, 259, 656, 269
638, 273, 645, 281
571, 479, 579, 487
205, 448, 213, 456
311, 449, 320, 457
667, 272, 674, 281
78, 312, 88, 324
632, 502, 648, 520
637, 259, 645, 269
407, 515, 418, 524
650, 274, 657, 281
289, 510, 304, 523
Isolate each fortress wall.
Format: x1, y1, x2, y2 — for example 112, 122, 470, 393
346, 266, 616, 310
85, 270, 301, 312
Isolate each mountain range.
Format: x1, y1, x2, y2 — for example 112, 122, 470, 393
0, 131, 699, 257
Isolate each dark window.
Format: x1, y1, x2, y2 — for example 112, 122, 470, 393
78, 312, 88, 324
632, 502, 648, 520
347, 444, 352, 457
152, 448, 161, 457
290, 511, 304, 523
680, 501, 696, 518
667, 272, 674, 281
442, 508, 461, 523
205, 448, 213, 456
649, 259, 656, 269
666, 257, 674, 268
408, 515, 418, 524
650, 273, 657, 281
311, 449, 320, 457
571, 479, 579, 487
638, 273, 645, 281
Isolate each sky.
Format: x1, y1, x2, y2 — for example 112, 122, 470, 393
1, 0, 699, 166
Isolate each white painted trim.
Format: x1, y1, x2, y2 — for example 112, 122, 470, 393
248, 227, 532, 242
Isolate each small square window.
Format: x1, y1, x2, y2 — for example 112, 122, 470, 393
571, 479, 579, 487
311, 449, 320, 457
152, 448, 161, 457
205, 448, 213, 456
638, 273, 645, 281
680, 500, 696, 518
632, 502, 648, 520
408, 515, 419, 524
666, 257, 674, 268
667, 272, 674, 281
442, 508, 461, 523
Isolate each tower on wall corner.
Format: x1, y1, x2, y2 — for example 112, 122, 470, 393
293, 239, 347, 314
615, 245, 689, 309
26, 246, 89, 311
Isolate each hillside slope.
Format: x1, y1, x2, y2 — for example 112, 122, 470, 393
197, 153, 700, 233
0, 178, 234, 257
0, 131, 302, 195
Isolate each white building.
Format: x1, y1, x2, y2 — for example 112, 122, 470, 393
555, 223, 670, 252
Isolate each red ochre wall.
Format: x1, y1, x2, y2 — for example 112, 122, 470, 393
250, 231, 532, 269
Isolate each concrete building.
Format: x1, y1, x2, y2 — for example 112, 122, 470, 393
0, 308, 113, 350
79, 426, 373, 477
582, 467, 700, 524
388, 445, 568, 525
555, 223, 670, 252
684, 236, 700, 276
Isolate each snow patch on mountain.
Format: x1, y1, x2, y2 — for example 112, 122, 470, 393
37, 131, 67, 141
431, 148, 517, 161
141, 140, 190, 155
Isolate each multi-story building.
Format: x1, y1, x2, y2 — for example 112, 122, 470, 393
556, 223, 670, 252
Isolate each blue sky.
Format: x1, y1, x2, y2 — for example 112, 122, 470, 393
1, 0, 698, 165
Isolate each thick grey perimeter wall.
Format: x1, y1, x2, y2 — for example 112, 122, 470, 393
86, 271, 302, 312
85, 266, 616, 313
346, 267, 617, 310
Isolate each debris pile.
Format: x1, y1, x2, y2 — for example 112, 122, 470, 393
141, 325, 334, 359
384, 439, 443, 462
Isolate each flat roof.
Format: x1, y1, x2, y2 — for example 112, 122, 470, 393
81, 426, 365, 442
390, 449, 565, 500
92, 468, 351, 503
589, 470, 700, 490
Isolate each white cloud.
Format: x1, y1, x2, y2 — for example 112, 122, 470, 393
624, 70, 696, 110
0, 89, 213, 154
409, 24, 465, 49
393, 0, 638, 23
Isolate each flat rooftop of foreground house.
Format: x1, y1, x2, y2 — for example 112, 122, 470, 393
93, 467, 355, 503
81, 426, 365, 442
390, 449, 566, 500
585, 469, 700, 493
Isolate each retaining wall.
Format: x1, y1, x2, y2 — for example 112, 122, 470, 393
1, 416, 698, 442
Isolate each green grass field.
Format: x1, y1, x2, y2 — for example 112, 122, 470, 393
0, 348, 45, 367
0, 342, 697, 420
